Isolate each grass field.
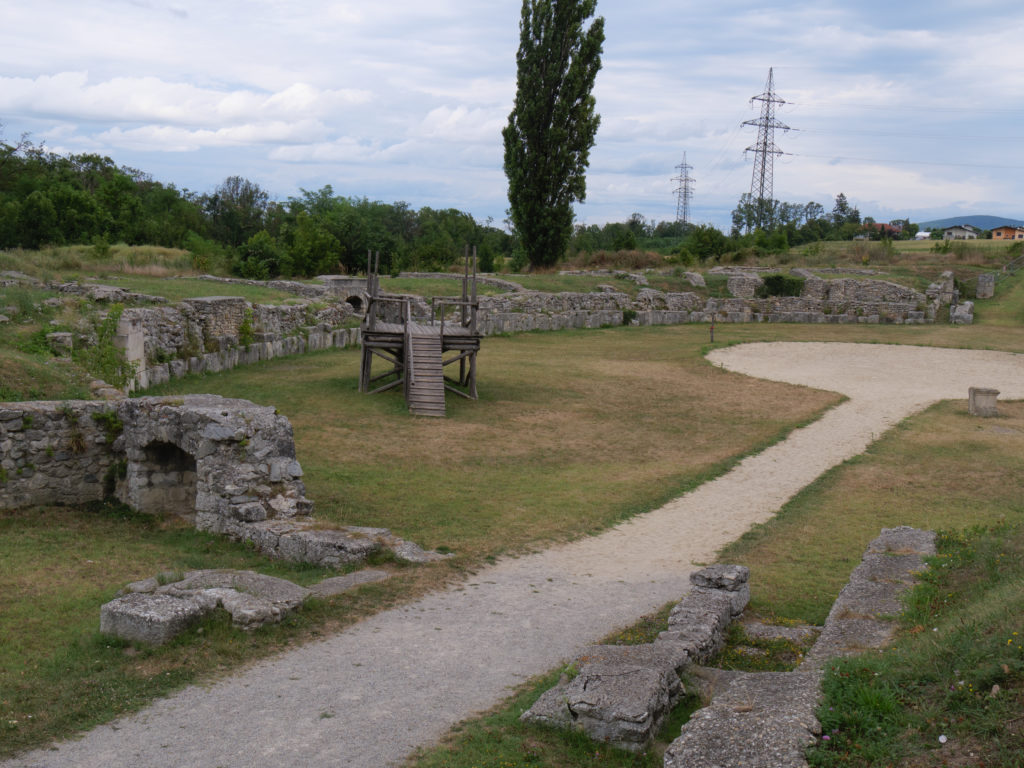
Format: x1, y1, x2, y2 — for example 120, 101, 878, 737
1, 323, 844, 757
409, 399, 1024, 768
1, 248, 1022, 762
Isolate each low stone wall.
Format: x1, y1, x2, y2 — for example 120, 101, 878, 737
0, 401, 120, 508
473, 275, 932, 334
196, 274, 330, 299
101, 273, 934, 393
521, 565, 750, 752
116, 296, 359, 391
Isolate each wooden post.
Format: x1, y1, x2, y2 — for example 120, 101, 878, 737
461, 244, 469, 326
471, 245, 478, 335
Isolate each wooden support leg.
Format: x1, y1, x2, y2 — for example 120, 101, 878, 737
359, 347, 370, 392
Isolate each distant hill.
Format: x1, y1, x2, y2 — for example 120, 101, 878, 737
917, 215, 1024, 231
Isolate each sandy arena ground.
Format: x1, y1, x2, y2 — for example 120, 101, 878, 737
6, 342, 1023, 768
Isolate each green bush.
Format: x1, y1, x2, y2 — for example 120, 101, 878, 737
237, 308, 255, 346
755, 274, 805, 298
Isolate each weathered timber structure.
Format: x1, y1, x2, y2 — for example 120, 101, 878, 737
359, 248, 482, 417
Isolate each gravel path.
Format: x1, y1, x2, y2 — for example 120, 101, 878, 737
7, 342, 1023, 768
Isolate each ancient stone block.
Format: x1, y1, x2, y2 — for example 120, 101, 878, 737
968, 387, 999, 417
100, 592, 208, 645
976, 273, 996, 299
691, 564, 750, 591
951, 301, 974, 325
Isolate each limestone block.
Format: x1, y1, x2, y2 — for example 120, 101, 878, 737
563, 663, 679, 751
976, 273, 996, 299
231, 501, 268, 522
520, 684, 574, 729
951, 301, 974, 325
308, 569, 389, 598
968, 387, 999, 417
690, 564, 749, 591
100, 592, 208, 645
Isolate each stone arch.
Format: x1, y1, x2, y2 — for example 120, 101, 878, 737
124, 440, 199, 518
345, 295, 364, 313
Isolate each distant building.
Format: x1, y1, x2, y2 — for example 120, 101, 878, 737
868, 222, 902, 238
943, 225, 980, 240
991, 225, 1024, 240
914, 231, 931, 240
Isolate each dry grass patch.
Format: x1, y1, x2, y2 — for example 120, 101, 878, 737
721, 399, 1024, 624
149, 327, 840, 561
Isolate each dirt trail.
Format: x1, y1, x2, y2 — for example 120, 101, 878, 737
6, 342, 1022, 768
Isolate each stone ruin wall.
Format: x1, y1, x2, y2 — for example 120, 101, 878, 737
471, 275, 933, 334
1, 395, 448, 570
109, 273, 937, 393
117, 296, 361, 391
0, 395, 312, 535
0, 401, 120, 508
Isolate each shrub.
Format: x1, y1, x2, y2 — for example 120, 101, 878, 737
237, 308, 255, 346
756, 274, 805, 298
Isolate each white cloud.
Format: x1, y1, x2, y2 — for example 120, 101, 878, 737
417, 105, 506, 142
0, 72, 371, 132
2, 0, 1023, 227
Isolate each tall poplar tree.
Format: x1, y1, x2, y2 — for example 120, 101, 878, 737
503, 0, 604, 268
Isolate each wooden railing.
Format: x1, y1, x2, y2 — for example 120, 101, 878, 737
430, 298, 478, 337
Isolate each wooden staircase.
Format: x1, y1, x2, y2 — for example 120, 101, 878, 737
406, 333, 445, 417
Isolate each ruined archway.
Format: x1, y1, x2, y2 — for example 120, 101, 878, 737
124, 440, 198, 518
345, 295, 363, 313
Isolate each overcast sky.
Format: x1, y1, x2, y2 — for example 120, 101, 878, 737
2, 0, 1023, 232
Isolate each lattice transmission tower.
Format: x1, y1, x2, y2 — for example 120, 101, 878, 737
672, 153, 695, 228
743, 68, 791, 231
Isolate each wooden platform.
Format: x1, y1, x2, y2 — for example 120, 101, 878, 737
358, 248, 482, 417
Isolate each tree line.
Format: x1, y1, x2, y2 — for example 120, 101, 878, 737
0, 132, 512, 277
729, 192, 920, 245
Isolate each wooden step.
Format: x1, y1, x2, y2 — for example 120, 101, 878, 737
407, 333, 446, 417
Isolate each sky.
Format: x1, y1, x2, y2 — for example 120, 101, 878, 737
2, 0, 1023, 233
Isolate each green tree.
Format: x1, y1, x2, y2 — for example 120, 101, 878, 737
503, 0, 605, 268
17, 190, 59, 248
234, 230, 283, 279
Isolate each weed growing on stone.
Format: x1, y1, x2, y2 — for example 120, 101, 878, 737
712, 624, 810, 672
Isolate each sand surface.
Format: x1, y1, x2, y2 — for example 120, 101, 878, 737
6, 342, 1022, 768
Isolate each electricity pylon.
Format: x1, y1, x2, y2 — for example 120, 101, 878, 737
672, 153, 695, 228
743, 68, 790, 231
